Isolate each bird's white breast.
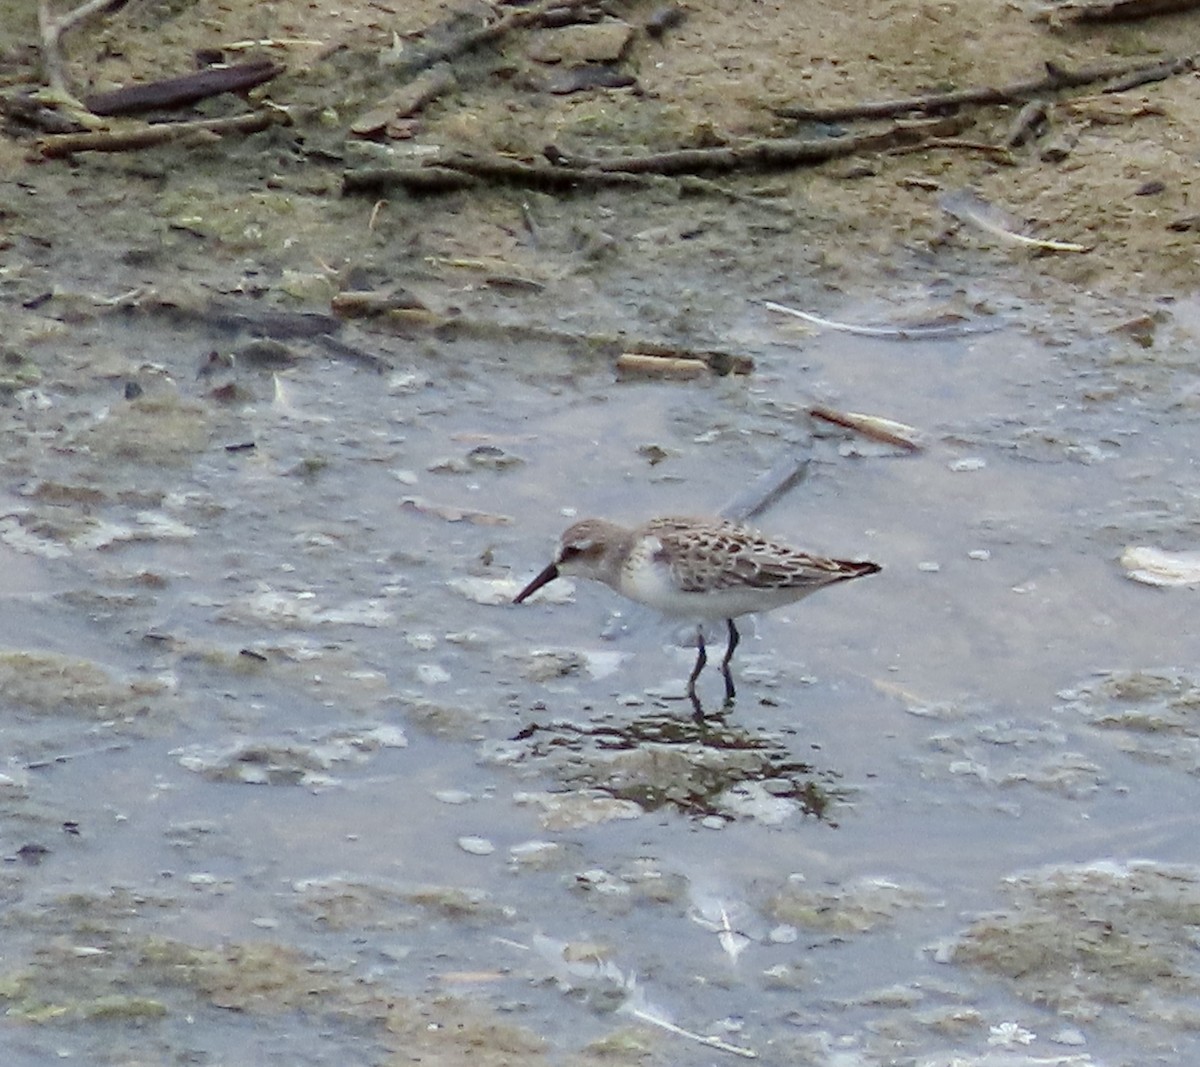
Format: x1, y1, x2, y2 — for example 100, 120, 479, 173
618, 536, 817, 620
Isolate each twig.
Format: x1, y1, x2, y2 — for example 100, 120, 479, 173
888, 137, 1016, 162
552, 116, 968, 175
1103, 54, 1196, 91
344, 117, 969, 195
83, 58, 283, 116
809, 406, 924, 453
37, 109, 284, 157
775, 55, 1195, 122
617, 340, 752, 376
616, 352, 710, 379
37, 0, 123, 99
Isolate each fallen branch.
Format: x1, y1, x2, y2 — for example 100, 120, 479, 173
1103, 54, 1196, 91
343, 116, 969, 194
37, 109, 285, 157
888, 137, 1016, 162
344, 157, 648, 194
84, 58, 284, 116
552, 116, 968, 174
775, 55, 1195, 122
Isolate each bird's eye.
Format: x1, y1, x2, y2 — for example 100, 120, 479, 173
560, 544, 582, 560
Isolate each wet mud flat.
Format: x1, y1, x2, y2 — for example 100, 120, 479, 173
3, 1, 1200, 1065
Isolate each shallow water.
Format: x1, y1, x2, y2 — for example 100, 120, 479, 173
0, 269, 1198, 1067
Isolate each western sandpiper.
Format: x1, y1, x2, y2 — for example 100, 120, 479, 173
513, 516, 880, 714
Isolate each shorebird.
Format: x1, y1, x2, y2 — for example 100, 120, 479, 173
513, 516, 880, 714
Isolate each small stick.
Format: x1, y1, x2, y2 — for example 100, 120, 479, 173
775, 55, 1195, 122
1104, 54, 1196, 91
38, 110, 281, 157
888, 138, 1017, 162
619, 341, 752, 375
616, 352, 709, 379
83, 58, 283, 116
344, 117, 969, 196
554, 117, 969, 176
37, 0, 123, 99
809, 405, 924, 453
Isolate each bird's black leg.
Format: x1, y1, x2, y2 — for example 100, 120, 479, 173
720, 618, 739, 704
687, 625, 707, 719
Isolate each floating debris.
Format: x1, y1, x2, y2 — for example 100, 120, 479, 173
1120, 545, 1200, 587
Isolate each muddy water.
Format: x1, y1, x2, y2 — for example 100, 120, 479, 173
0, 277, 1198, 1067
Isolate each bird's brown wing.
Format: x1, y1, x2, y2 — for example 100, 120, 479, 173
650, 517, 876, 593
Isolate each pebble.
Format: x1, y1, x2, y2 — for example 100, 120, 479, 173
457, 836, 495, 856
